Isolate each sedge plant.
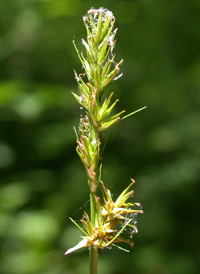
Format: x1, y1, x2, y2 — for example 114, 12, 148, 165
65, 7, 145, 274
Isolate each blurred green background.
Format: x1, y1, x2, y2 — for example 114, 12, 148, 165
0, 0, 200, 273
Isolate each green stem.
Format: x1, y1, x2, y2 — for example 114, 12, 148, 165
89, 192, 98, 274
89, 130, 100, 274
89, 246, 98, 274
90, 192, 96, 226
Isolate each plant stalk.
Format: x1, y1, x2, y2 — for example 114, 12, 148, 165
89, 188, 99, 274
89, 246, 98, 274
89, 129, 99, 274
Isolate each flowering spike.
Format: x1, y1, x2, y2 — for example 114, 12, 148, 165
67, 7, 144, 260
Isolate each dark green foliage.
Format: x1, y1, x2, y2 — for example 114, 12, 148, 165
0, 0, 199, 273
